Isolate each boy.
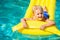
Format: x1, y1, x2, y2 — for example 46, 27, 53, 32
21, 5, 55, 30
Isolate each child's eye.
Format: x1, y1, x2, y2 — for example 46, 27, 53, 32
41, 13, 42, 14
37, 13, 42, 15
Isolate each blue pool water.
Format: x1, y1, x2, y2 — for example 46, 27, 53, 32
0, 0, 60, 40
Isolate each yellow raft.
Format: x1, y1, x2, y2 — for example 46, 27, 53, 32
12, 0, 60, 36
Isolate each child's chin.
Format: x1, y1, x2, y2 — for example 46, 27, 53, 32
37, 18, 42, 20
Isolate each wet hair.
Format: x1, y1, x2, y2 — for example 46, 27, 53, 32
32, 5, 43, 14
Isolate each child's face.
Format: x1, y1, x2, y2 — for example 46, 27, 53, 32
35, 9, 43, 18
33, 6, 43, 18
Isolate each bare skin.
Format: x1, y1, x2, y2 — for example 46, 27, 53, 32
21, 6, 55, 30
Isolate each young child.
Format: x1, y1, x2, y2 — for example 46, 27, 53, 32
21, 5, 55, 30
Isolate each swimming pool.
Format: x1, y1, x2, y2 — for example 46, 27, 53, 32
0, 0, 60, 40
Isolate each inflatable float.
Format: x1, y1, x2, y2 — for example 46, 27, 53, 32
12, 0, 60, 36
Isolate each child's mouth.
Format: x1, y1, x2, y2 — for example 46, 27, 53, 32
38, 17, 42, 18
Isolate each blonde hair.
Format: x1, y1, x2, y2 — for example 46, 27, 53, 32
32, 5, 43, 13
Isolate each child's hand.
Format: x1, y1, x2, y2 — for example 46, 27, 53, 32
40, 25, 46, 30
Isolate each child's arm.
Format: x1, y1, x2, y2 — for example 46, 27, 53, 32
44, 19, 55, 27
40, 19, 55, 30
21, 18, 33, 28
40, 6, 54, 30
